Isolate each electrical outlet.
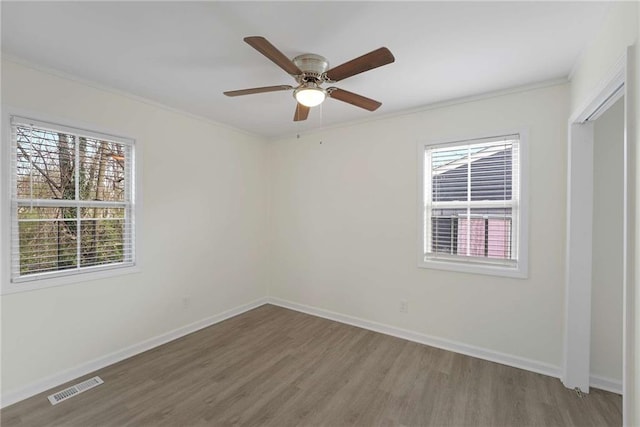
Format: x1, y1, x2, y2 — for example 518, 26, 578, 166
400, 300, 408, 314
182, 296, 191, 309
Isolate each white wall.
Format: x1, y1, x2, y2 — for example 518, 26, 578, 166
269, 83, 569, 369
591, 97, 624, 384
570, 2, 637, 114
0, 60, 269, 398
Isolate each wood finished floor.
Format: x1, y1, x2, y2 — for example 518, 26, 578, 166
1, 304, 621, 427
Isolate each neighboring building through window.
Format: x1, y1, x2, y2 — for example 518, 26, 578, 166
6, 115, 137, 290
420, 133, 527, 278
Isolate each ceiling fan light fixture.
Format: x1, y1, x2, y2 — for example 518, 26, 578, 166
294, 84, 326, 107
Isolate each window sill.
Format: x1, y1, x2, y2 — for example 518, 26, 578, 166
418, 258, 527, 279
1, 264, 141, 295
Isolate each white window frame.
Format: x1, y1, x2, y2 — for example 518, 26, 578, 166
417, 129, 528, 278
1, 108, 142, 294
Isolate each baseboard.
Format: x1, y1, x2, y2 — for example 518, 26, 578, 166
1, 297, 269, 409
4, 296, 592, 409
590, 374, 622, 394
266, 297, 561, 380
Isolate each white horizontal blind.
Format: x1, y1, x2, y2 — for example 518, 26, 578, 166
424, 135, 520, 266
10, 117, 135, 282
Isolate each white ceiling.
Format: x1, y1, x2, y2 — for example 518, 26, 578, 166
2, 1, 610, 138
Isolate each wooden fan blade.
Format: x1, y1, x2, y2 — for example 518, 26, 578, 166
325, 47, 395, 82
224, 85, 293, 97
294, 103, 310, 121
328, 88, 382, 111
244, 36, 302, 76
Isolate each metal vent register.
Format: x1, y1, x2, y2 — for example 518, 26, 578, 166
47, 376, 104, 405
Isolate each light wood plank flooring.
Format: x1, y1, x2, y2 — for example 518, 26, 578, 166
1, 304, 621, 426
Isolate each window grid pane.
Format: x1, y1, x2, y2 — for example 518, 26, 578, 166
80, 208, 127, 267
430, 208, 513, 260
15, 126, 76, 200
16, 207, 78, 275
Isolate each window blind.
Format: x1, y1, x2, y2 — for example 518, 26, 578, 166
424, 135, 520, 266
10, 116, 135, 282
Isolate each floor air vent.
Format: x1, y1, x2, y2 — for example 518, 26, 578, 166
48, 376, 104, 405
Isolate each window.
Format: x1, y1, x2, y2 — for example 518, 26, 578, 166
5, 115, 138, 290
419, 132, 527, 278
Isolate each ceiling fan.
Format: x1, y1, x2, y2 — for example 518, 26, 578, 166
223, 36, 395, 121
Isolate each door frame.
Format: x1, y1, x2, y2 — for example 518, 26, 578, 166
562, 47, 633, 426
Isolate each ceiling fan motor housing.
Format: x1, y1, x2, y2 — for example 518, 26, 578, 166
293, 54, 329, 82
